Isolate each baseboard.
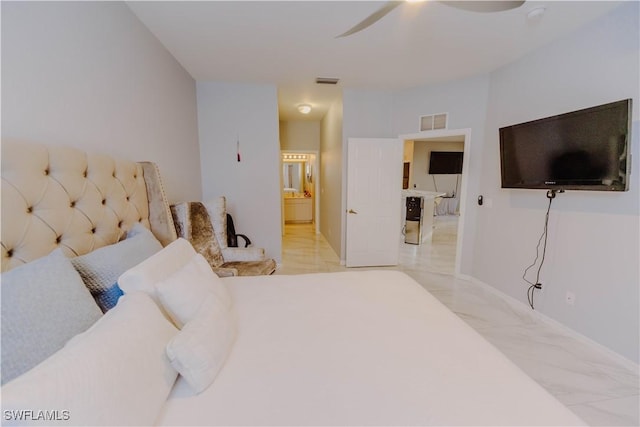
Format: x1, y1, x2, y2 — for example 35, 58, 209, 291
468, 276, 639, 373
455, 272, 473, 281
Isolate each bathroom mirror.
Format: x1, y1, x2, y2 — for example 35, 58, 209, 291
283, 162, 304, 193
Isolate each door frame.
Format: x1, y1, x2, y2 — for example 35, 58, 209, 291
397, 128, 471, 276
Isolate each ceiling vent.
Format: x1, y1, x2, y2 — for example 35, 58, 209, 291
316, 77, 340, 85
419, 113, 448, 131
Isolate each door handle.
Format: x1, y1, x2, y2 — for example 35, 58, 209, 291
348, 209, 358, 214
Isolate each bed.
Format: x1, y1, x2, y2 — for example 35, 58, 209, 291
0, 141, 585, 426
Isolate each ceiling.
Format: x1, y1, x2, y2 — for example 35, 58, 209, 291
127, 1, 622, 121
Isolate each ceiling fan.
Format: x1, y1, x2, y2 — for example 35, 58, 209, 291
337, 1, 526, 38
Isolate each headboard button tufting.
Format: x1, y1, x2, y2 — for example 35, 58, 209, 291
1, 141, 175, 272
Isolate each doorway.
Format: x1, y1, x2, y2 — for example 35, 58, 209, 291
398, 129, 471, 276
281, 151, 320, 235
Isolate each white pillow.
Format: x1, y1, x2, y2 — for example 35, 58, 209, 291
1, 292, 178, 427
118, 238, 195, 300
156, 254, 232, 328
165, 293, 237, 394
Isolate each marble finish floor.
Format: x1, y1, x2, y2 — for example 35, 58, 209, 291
277, 218, 639, 426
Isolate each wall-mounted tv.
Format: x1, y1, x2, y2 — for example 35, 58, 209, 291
499, 99, 632, 191
429, 151, 463, 174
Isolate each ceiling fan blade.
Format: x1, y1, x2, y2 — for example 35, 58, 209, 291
336, 1, 403, 38
440, 1, 525, 13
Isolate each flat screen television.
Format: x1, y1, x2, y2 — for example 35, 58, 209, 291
499, 99, 632, 191
429, 151, 463, 174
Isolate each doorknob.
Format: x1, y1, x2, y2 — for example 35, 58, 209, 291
348, 209, 358, 214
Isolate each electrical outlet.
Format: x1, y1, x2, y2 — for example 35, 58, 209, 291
565, 291, 576, 306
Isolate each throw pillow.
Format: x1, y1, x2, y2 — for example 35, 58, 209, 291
71, 223, 163, 312
1, 292, 178, 426
165, 293, 236, 394
117, 237, 196, 301
171, 202, 225, 268
156, 253, 233, 328
204, 196, 228, 249
1, 249, 103, 385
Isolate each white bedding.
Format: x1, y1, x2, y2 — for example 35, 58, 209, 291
157, 270, 584, 426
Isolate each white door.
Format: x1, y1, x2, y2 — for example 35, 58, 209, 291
346, 138, 403, 267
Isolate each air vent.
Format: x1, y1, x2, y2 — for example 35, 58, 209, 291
419, 113, 448, 131
316, 77, 340, 85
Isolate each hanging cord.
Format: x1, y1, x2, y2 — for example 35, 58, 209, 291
453, 174, 460, 198
522, 189, 561, 309
432, 174, 460, 198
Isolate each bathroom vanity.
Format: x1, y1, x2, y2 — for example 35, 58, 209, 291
284, 195, 313, 223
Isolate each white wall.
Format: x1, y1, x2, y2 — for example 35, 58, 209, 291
343, 77, 490, 272
1, 1, 201, 203
342, 77, 489, 272
319, 99, 344, 255
474, 2, 639, 362
280, 121, 320, 151
339, 90, 396, 259
339, 4, 639, 362
391, 75, 491, 276
411, 140, 464, 194
197, 82, 282, 262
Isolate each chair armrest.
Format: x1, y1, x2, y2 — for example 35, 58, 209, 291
211, 267, 238, 277
236, 233, 251, 248
221, 247, 265, 262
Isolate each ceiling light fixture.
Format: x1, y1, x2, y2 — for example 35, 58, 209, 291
298, 104, 312, 114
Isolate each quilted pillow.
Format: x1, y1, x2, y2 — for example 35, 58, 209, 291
71, 223, 162, 312
1, 292, 179, 426
1, 249, 103, 385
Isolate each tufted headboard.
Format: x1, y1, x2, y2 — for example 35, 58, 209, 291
1, 141, 177, 272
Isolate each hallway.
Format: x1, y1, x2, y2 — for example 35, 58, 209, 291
279, 215, 458, 275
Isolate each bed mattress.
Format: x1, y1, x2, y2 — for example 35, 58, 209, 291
157, 270, 584, 426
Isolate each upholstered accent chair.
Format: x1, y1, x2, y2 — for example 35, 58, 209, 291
170, 200, 276, 277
